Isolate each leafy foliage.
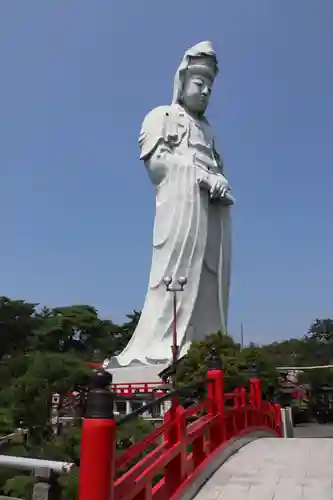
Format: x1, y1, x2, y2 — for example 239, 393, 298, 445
0, 352, 90, 437
3, 474, 35, 499
0, 296, 140, 497
175, 332, 278, 393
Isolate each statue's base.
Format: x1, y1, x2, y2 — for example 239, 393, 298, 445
105, 363, 168, 384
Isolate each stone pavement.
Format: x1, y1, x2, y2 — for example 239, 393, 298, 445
194, 438, 333, 499
294, 422, 333, 438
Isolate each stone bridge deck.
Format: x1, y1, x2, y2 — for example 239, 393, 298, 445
194, 438, 333, 499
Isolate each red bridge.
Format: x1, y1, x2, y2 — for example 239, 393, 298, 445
78, 362, 282, 500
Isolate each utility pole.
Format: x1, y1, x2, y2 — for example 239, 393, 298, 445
241, 323, 244, 350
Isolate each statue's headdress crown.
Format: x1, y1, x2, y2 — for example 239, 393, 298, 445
172, 41, 219, 104
187, 54, 218, 79
185, 41, 218, 75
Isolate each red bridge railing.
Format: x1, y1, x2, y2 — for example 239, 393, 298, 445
78, 364, 282, 500
112, 382, 165, 396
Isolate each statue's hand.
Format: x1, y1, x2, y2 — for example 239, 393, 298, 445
208, 175, 229, 200
197, 173, 233, 202
210, 179, 227, 199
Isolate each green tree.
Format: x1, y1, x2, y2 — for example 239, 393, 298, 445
32, 305, 117, 355
0, 297, 39, 358
3, 474, 35, 499
116, 418, 153, 452
0, 297, 145, 497
175, 333, 248, 391
175, 332, 280, 394
307, 318, 333, 344
110, 310, 141, 356
0, 352, 90, 438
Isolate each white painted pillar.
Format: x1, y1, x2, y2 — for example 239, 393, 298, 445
126, 401, 132, 415
281, 407, 294, 437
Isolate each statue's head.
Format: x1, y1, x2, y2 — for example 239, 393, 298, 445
173, 41, 219, 117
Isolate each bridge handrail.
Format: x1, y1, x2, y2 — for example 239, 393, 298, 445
115, 381, 279, 499
78, 365, 282, 500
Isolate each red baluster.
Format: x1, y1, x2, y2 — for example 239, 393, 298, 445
164, 403, 186, 496
234, 388, 240, 409
249, 377, 262, 425
207, 348, 225, 449
238, 386, 247, 430
239, 387, 246, 407
249, 378, 256, 408
255, 378, 262, 408
192, 431, 206, 469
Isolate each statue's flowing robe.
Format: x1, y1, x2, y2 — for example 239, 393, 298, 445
113, 105, 232, 366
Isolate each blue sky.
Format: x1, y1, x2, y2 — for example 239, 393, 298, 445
0, 1, 332, 345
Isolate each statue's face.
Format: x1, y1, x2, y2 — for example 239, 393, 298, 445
182, 73, 213, 116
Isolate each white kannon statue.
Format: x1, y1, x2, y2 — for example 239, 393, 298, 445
113, 41, 234, 367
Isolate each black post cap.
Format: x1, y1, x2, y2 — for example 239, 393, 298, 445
208, 346, 223, 370
85, 370, 114, 419
89, 369, 113, 389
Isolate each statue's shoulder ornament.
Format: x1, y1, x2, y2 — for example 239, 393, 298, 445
139, 105, 188, 160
